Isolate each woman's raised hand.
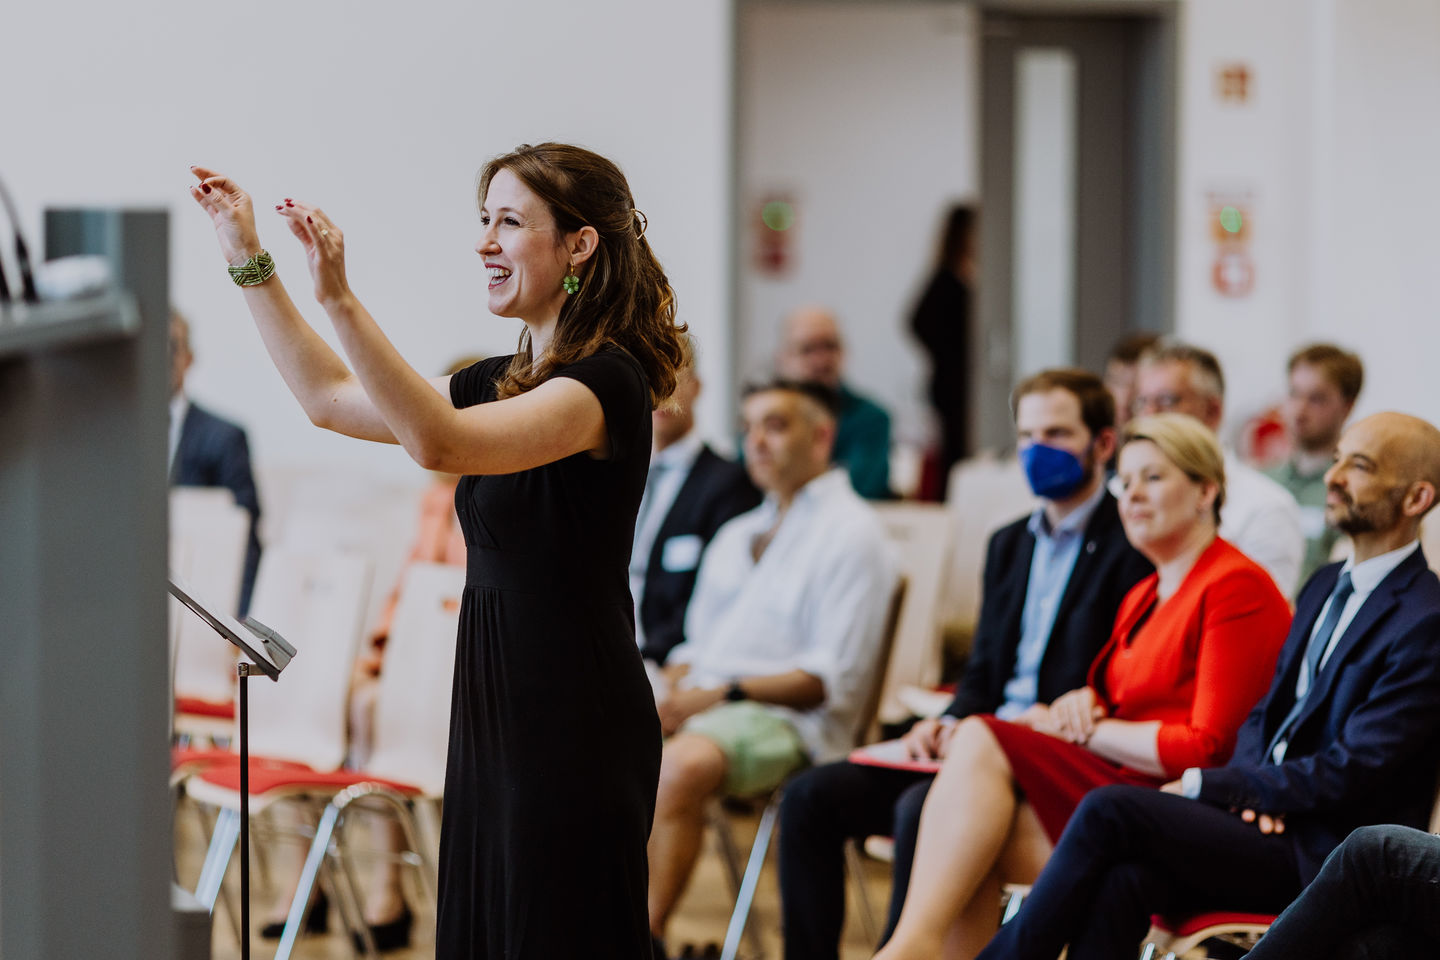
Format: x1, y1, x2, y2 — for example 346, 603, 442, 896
274, 198, 352, 308
189, 166, 263, 265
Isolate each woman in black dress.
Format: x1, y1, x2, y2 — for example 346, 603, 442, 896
190, 143, 684, 958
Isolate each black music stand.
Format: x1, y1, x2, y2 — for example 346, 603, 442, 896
169, 574, 297, 960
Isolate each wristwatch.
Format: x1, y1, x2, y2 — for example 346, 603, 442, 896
725, 679, 748, 702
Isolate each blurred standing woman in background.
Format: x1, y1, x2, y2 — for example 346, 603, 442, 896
910, 204, 977, 488
190, 142, 684, 959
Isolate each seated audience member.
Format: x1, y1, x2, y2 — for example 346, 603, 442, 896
1103, 331, 1162, 436
260, 357, 479, 950
169, 309, 263, 615
1242, 824, 1440, 959
777, 368, 1152, 960
1133, 342, 1304, 596
975, 412, 1440, 960
875, 414, 1291, 960
647, 380, 899, 951
1267, 343, 1363, 583
775, 305, 893, 498
631, 340, 760, 665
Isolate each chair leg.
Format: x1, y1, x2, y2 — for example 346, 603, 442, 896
844, 838, 882, 946
720, 791, 783, 960
711, 802, 747, 899
333, 808, 381, 958
274, 803, 341, 960
194, 807, 240, 912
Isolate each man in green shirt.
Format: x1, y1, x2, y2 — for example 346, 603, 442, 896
776, 306, 893, 498
1266, 343, 1364, 582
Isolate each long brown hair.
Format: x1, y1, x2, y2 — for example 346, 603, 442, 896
479, 143, 686, 407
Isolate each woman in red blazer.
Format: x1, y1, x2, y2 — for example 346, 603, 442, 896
875, 414, 1292, 960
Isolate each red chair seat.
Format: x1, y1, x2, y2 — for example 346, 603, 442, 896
196, 759, 422, 797
175, 696, 236, 719
171, 747, 310, 774
1153, 911, 1277, 938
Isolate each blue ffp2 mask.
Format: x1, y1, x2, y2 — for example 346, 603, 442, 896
1020, 443, 1088, 500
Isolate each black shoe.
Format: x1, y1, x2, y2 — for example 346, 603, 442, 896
352, 905, 414, 953
259, 889, 329, 939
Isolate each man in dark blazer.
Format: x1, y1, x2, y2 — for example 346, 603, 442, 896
778, 369, 1153, 960
977, 412, 1440, 960
169, 311, 263, 616
631, 355, 759, 665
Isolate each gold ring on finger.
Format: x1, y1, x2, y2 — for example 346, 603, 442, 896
320, 228, 330, 237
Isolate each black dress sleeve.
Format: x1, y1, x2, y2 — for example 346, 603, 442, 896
551, 348, 650, 463
450, 355, 513, 410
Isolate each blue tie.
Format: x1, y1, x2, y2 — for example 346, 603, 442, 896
1267, 571, 1354, 762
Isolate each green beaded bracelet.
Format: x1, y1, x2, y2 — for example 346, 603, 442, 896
227, 250, 276, 287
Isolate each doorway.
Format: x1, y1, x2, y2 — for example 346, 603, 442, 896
973, 2, 1178, 451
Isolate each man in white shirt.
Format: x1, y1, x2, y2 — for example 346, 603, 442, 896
1132, 342, 1304, 596
646, 379, 898, 949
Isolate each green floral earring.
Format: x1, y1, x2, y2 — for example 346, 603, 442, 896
562, 263, 580, 295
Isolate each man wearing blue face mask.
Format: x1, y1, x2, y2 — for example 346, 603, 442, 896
778, 368, 1153, 960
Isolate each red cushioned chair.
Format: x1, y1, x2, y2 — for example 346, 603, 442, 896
176, 546, 373, 939
239, 562, 462, 960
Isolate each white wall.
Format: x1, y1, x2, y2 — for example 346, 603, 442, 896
736, 2, 980, 447
4, 0, 735, 479
1174, 0, 1440, 433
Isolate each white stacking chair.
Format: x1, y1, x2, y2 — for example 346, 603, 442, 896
181, 546, 374, 931
170, 488, 251, 742
271, 561, 464, 959
871, 502, 956, 730
941, 454, 1037, 643
712, 579, 907, 960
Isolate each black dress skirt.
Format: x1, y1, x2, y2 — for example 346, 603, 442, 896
435, 350, 662, 958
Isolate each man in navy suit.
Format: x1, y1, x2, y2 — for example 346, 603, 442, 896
778, 369, 1153, 960
977, 411, 1440, 960
631, 351, 759, 665
169, 310, 263, 616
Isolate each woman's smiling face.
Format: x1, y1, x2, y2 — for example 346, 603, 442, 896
475, 168, 573, 323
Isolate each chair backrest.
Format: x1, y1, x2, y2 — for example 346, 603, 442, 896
365, 563, 466, 795
244, 546, 374, 770
853, 577, 908, 747
941, 454, 1037, 643
872, 503, 954, 725
268, 468, 428, 639
170, 488, 251, 704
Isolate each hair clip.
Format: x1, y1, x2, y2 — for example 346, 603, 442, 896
633, 209, 648, 239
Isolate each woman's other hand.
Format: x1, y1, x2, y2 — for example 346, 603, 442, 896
1049, 686, 1108, 744
189, 166, 263, 265
275, 199, 353, 308
901, 716, 957, 761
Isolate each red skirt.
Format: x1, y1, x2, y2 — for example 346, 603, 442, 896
978, 714, 1161, 843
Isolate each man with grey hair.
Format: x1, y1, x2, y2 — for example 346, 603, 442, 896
776, 306, 893, 498
1132, 342, 1304, 596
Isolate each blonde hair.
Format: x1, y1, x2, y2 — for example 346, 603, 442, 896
1122, 413, 1227, 522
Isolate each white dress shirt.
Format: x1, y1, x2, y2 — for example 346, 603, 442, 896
669, 468, 899, 763
629, 431, 705, 649
1220, 451, 1304, 598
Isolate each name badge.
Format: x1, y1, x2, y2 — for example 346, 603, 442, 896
661, 534, 704, 573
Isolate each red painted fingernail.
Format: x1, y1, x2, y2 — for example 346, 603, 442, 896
201, 184, 211, 194
306, 216, 313, 224
275, 205, 283, 211
285, 200, 294, 207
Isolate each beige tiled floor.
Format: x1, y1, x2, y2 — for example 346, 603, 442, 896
182, 801, 891, 960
